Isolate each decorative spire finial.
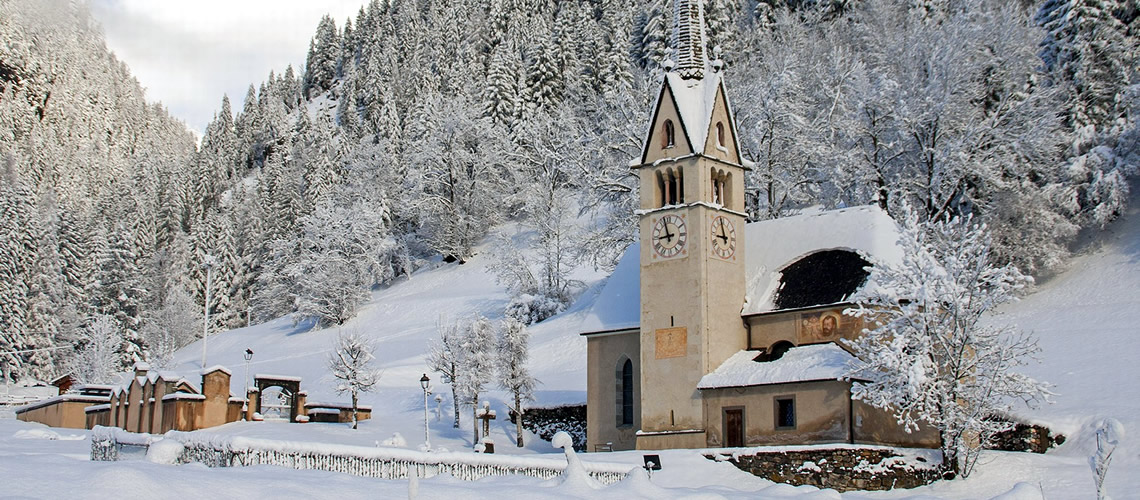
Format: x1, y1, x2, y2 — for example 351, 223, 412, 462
672, 0, 706, 80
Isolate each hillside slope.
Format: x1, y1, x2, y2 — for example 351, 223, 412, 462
150, 187, 1140, 495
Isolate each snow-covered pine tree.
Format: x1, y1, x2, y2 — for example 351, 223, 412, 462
23, 191, 64, 378
522, 26, 564, 116
484, 43, 522, 128
497, 318, 536, 447
92, 223, 146, 366
844, 208, 1051, 477
327, 329, 380, 429
1038, 0, 1134, 130
633, 0, 671, 73
0, 156, 35, 379
303, 15, 341, 100
704, 0, 742, 60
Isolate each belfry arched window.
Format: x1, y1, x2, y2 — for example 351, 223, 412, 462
662, 119, 675, 149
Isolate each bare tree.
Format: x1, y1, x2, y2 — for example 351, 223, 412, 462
327, 329, 380, 429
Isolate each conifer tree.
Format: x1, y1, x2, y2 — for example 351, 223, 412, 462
303, 15, 341, 99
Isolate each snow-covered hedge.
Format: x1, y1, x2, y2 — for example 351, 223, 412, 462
510, 404, 586, 451
90, 426, 162, 461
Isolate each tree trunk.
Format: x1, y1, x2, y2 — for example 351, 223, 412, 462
351, 390, 359, 430
472, 398, 480, 444
451, 389, 460, 429
514, 391, 524, 447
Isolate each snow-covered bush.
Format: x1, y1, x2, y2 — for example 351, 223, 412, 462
503, 293, 565, 325
381, 432, 407, 448
1091, 418, 1124, 500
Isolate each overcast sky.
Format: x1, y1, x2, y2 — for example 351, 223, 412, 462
90, 0, 365, 138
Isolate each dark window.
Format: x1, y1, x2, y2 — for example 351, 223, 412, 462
621, 359, 634, 426
716, 122, 725, 147
772, 250, 872, 310
776, 397, 796, 429
663, 120, 675, 148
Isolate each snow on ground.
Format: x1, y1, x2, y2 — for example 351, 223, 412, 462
4, 190, 1140, 498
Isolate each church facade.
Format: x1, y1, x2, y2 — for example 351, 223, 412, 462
579, 1, 939, 452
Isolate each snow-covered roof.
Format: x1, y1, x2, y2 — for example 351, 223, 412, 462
697, 343, 861, 390
578, 243, 640, 335
666, 71, 723, 156
576, 205, 902, 333
201, 365, 232, 376
742, 206, 903, 315
640, 65, 743, 165
255, 374, 303, 382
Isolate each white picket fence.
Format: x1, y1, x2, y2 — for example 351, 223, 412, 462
91, 426, 632, 485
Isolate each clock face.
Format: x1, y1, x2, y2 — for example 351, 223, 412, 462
710, 215, 736, 260
652, 214, 688, 259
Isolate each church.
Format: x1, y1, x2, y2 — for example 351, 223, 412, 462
579, 1, 939, 452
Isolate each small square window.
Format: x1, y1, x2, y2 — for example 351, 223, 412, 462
775, 397, 795, 429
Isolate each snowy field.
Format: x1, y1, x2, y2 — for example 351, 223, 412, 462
3, 191, 1140, 498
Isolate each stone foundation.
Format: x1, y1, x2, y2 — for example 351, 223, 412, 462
706, 447, 942, 491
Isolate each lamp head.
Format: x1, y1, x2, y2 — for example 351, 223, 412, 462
420, 374, 430, 391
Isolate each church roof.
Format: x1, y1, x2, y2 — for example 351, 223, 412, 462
578, 243, 641, 335
671, 72, 728, 159
742, 205, 904, 316
697, 343, 862, 390
578, 205, 903, 334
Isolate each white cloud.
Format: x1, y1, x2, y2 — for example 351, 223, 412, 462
89, 0, 364, 136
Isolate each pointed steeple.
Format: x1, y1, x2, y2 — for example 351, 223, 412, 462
672, 0, 706, 80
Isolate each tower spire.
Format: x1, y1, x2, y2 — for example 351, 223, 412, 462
672, 0, 706, 80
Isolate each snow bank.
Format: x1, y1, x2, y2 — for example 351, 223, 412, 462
145, 438, 185, 465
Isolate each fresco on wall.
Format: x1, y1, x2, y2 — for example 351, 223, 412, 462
797, 309, 862, 343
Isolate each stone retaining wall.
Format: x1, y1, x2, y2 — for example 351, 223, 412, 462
706, 448, 942, 491
988, 422, 1063, 454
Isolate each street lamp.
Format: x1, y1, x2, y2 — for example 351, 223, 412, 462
200, 254, 216, 369
243, 349, 254, 420
420, 374, 431, 450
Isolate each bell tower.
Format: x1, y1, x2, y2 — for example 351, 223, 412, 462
634, 0, 750, 450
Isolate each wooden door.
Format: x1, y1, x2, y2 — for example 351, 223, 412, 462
724, 408, 744, 448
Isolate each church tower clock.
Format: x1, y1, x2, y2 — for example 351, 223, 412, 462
634, 0, 750, 450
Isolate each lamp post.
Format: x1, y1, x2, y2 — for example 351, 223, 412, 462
420, 374, 431, 450
200, 254, 216, 369
243, 348, 253, 420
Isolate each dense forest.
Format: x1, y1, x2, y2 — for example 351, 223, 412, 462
0, 0, 1136, 383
